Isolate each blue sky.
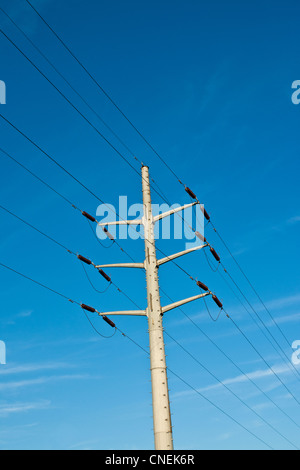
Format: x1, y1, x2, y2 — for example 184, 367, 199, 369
0, 0, 300, 450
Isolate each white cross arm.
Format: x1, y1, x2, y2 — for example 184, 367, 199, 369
153, 202, 198, 223
162, 292, 211, 315
97, 219, 142, 227
157, 244, 208, 267
96, 263, 145, 269
99, 310, 147, 316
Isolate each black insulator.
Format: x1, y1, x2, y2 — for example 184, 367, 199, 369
197, 281, 209, 292
77, 254, 92, 265
82, 211, 96, 223
185, 187, 197, 200
200, 206, 210, 221
210, 247, 221, 262
99, 269, 111, 283
81, 304, 96, 313
212, 295, 223, 309
103, 315, 116, 328
195, 231, 207, 243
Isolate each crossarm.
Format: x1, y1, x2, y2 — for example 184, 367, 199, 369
157, 244, 208, 267
97, 219, 142, 227
99, 310, 147, 316
153, 202, 198, 223
96, 263, 145, 269
162, 292, 211, 315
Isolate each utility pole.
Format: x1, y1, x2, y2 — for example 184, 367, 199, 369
142, 165, 173, 450
96, 165, 211, 450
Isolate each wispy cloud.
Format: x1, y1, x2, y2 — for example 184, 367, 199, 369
0, 374, 92, 392
0, 400, 51, 417
287, 216, 300, 225
0, 361, 74, 376
16, 310, 33, 319
172, 363, 293, 400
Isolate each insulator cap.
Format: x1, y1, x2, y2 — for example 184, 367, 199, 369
82, 211, 96, 223
197, 281, 209, 292
185, 187, 197, 200
99, 269, 111, 283
81, 304, 96, 313
212, 295, 223, 309
103, 227, 115, 241
210, 247, 221, 262
103, 315, 116, 328
77, 255, 92, 265
195, 231, 207, 243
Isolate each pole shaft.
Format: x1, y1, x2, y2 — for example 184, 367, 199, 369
142, 166, 174, 450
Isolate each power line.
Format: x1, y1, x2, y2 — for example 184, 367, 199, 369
1, 124, 297, 390
0, 204, 75, 256
0, 7, 200, 244
0, 203, 142, 312
0, 28, 146, 183
213, 223, 294, 348
21, 0, 295, 371
167, 367, 274, 450
202, 244, 300, 382
0, 119, 200, 284
2, 2, 294, 449
0, 260, 276, 450
164, 330, 299, 450
23, 0, 183, 185
220, 262, 300, 381
0, 5, 143, 169
0, 146, 136, 264
226, 312, 300, 408
0, 261, 79, 305
160, 285, 300, 430
1, 133, 298, 390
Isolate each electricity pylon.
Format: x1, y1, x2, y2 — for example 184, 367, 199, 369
96, 166, 210, 450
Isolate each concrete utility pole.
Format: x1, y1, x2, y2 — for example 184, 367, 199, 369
96, 165, 211, 450
142, 165, 173, 450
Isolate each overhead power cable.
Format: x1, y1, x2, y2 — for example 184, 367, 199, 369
164, 329, 299, 450
0, 203, 140, 312
167, 367, 273, 450
159, 285, 300, 430
1, 15, 297, 386
0, 260, 274, 450
23, 0, 183, 186
0, 9, 201, 243
1, 117, 297, 387
225, 311, 300, 408
21, 0, 293, 370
